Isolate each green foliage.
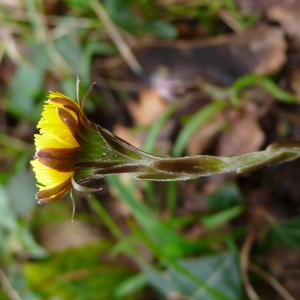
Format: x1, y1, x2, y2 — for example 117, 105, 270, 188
6, 63, 44, 121
107, 176, 198, 258
104, 0, 177, 38
265, 217, 300, 250
54, 33, 82, 76
167, 0, 258, 34
0, 170, 45, 260
207, 183, 243, 211
144, 101, 180, 153
202, 183, 244, 229
143, 251, 244, 300
7, 170, 37, 217
202, 205, 243, 229
114, 273, 147, 299
173, 101, 227, 156
229, 74, 298, 105
24, 242, 135, 300
1, 0, 300, 299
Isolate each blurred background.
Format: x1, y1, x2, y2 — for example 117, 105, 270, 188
1, 0, 300, 299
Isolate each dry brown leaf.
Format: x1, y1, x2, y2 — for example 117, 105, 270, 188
187, 113, 225, 155
113, 124, 142, 149
127, 88, 168, 125
267, 1, 300, 43
136, 25, 286, 90
238, 0, 300, 43
236, 0, 267, 14
38, 221, 99, 252
290, 69, 300, 101
217, 114, 265, 156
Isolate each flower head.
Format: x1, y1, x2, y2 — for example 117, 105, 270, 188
31, 92, 82, 203
32, 89, 173, 205
31, 90, 152, 204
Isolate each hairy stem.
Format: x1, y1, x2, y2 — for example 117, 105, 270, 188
75, 141, 300, 189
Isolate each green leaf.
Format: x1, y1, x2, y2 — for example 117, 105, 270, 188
64, 0, 90, 11
61, 77, 78, 99
89, 196, 124, 240
114, 273, 147, 299
29, 42, 52, 70
229, 74, 297, 105
143, 20, 177, 39
81, 41, 117, 82
24, 242, 135, 300
0, 290, 10, 300
104, 0, 176, 38
15, 226, 46, 258
143, 251, 244, 300
202, 205, 243, 229
207, 182, 243, 211
0, 180, 45, 258
104, 0, 141, 34
0, 186, 16, 231
107, 176, 199, 258
54, 34, 82, 74
6, 64, 44, 120
6, 265, 42, 300
265, 216, 300, 250
7, 169, 36, 217
144, 101, 180, 153
173, 101, 227, 157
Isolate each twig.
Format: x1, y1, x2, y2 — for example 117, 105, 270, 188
90, 0, 143, 75
0, 28, 23, 63
0, 269, 22, 300
250, 264, 296, 300
240, 231, 260, 300
218, 10, 244, 33
240, 228, 295, 300
26, 0, 73, 77
0, 9, 93, 28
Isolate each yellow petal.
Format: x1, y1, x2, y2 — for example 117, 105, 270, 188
31, 159, 73, 191
48, 91, 74, 101
32, 91, 81, 198
35, 96, 80, 151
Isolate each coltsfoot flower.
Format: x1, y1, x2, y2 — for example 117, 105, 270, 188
31, 91, 156, 203
31, 90, 300, 204
31, 92, 83, 203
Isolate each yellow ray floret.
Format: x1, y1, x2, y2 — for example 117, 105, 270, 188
34, 92, 80, 151
31, 92, 81, 202
31, 159, 73, 191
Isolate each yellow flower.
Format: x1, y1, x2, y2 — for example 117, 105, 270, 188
31, 92, 82, 203
31, 89, 155, 204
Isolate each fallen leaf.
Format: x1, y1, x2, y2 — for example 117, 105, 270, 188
290, 69, 300, 101
128, 88, 168, 125
267, 1, 300, 43
135, 25, 286, 94
217, 108, 265, 156
238, 0, 300, 43
113, 124, 142, 149
187, 113, 225, 155
38, 221, 99, 252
